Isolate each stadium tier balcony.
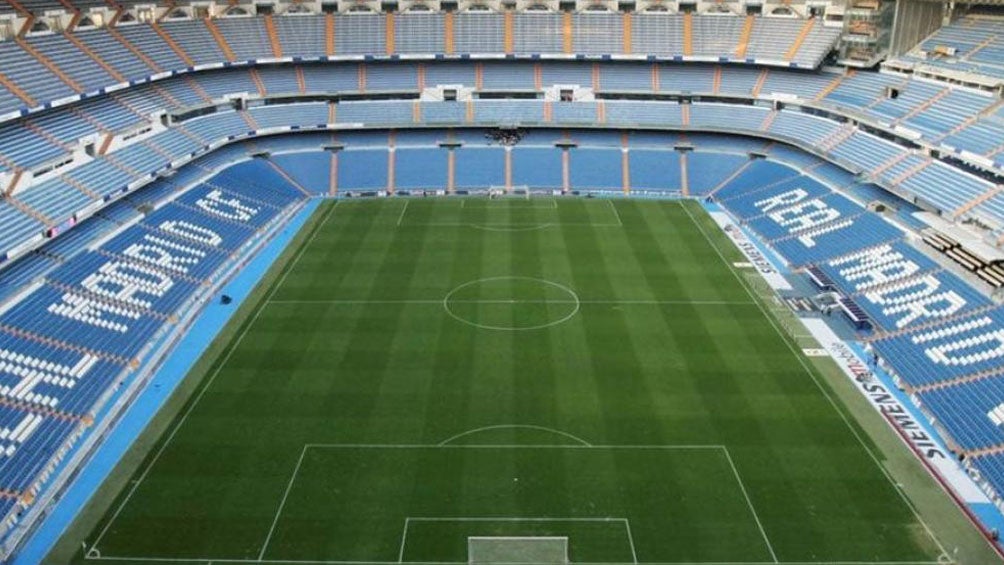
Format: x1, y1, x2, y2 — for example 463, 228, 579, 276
890, 16, 1004, 86
0, 13, 842, 119
1, 79, 1003, 269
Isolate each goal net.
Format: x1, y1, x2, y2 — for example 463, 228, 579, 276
488, 186, 530, 199
468, 536, 569, 564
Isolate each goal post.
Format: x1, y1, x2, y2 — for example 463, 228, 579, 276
488, 186, 530, 199
402, 517, 634, 563
468, 536, 569, 564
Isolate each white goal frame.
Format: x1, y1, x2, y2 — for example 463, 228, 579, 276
468, 535, 569, 564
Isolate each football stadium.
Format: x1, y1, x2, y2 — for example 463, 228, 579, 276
3, 0, 1004, 563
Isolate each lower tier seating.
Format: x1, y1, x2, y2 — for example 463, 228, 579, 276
815, 242, 992, 331
0, 151, 307, 547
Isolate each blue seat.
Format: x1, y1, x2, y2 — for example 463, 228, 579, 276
874, 307, 1004, 388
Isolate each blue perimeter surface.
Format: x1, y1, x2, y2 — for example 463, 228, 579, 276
13, 199, 322, 565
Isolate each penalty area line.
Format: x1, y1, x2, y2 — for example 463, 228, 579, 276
258, 445, 309, 561
720, 446, 777, 563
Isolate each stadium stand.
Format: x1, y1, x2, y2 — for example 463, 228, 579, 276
892, 16, 1004, 82
972, 453, 1004, 510
816, 242, 993, 331
0, 15, 837, 119
0, 146, 309, 550
871, 306, 1004, 389
4, 86, 1004, 270
2, 5, 1004, 562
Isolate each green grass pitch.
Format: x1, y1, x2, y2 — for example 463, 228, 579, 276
69, 198, 951, 564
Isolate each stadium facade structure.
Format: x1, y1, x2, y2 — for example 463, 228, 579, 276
1, 0, 1004, 562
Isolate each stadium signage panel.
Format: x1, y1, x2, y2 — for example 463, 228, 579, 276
708, 211, 791, 290
802, 319, 989, 504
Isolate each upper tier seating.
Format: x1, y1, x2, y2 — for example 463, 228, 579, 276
0, 13, 841, 118
0, 60, 998, 219
892, 16, 1004, 82
1, 73, 1002, 267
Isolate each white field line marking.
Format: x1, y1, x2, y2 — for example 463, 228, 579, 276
402, 517, 634, 564
397, 518, 410, 563
466, 223, 555, 232
258, 445, 309, 561
303, 443, 728, 450
91, 203, 340, 553
460, 198, 558, 209
441, 276, 580, 332
412, 222, 623, 227
607, 199, 625, 227
258, 445, 725, 564
267, 299, 755, 306
437, 424, 592, 447
84, 554, 951, 564
407, 516, 631, 522
396, 200, 409, 226
624, 519, 639, 564
721, 447, 778, 563
678, 201, 951, 562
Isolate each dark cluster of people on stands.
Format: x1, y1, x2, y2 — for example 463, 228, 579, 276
486, 128, 526, 147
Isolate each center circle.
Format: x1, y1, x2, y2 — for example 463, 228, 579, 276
443, 276, 580, 331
